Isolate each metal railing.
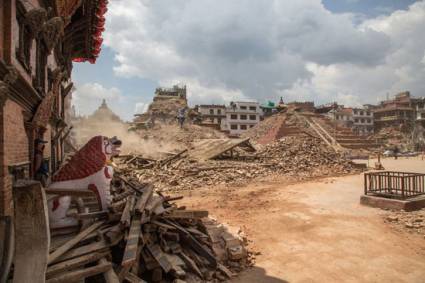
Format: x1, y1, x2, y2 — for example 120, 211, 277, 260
364, 171, 425, 199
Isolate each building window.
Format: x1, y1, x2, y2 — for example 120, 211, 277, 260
240, 125, 247, 130
249, 106, 256, 111
249, 115, 256, 120
35, 39, 47, 93
230, 124, 238, 130
230, 114, 237, 120
240, 115, 247, 120
16, 1, 32, 71
354, 118, 359, 123
217, 109, 222, 115
240, 106, 247, 110
360, 111, 364, 115
367, 119, 371, 123
249, 125, 254, 128
366, 111, 370, 116
354, 110, 357, 115
361, 119, 365, 123
209, 109, 214, 115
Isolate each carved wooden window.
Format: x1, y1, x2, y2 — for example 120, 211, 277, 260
35, 39, 47, 93
16, 1, 32, 71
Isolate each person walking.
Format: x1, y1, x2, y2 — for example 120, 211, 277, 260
34, 138, 49, 186
393, 145, 399, 160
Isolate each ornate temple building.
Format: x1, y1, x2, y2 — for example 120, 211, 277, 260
0, 0, 108, 215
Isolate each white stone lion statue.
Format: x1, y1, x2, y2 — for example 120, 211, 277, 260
48, 136, 121, 229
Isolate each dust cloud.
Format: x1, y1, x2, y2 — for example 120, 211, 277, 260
71, 118, 178, 159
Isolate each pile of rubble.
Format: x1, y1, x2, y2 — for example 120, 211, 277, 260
256, 136, 354, 176
383, 209, 425, 238
370, 127, 410, 150
46, 174, 250, 283
242, 112, 287, 142
116, 136, 358, 192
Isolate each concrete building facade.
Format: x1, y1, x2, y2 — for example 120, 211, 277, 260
223, 101, 262, 136
196, 104, 226, 130
352, 108, 374, 135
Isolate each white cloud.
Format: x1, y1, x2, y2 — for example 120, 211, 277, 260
101, 0, 425, 109
72, 83, 122, 115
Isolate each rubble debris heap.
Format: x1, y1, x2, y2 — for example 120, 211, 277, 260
44, 173, 251, 283
117, 136, 359, 192
134, 85, 189, 126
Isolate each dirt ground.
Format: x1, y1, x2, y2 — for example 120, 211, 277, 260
179, 157, 425, 283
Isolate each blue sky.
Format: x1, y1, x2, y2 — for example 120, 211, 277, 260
323, 0, 417, 16
72, 0, 425, 121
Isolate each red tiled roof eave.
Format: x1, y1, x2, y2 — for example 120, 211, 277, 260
73, 0, 108, 64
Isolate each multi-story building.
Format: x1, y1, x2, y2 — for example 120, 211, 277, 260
352, 108, 374, 135
327, 107, 352, 127
373, 92, 415, 131
196, 105, 226, 130
0, 0, 108, 215
223, 101, 262, 136
326, 106, 374, 135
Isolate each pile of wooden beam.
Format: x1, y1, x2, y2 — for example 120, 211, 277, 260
46, 174, 249, 283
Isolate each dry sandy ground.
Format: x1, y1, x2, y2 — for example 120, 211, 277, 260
179, 157, 425, 283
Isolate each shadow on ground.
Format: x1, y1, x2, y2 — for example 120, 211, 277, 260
231, 267, 288, 283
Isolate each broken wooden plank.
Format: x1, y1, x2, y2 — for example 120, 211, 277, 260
113, 190, 135, 202
99, 258, 120, 283
158, 149, 188, 167
147, 244, 173, 273
115, 175, 144, 194
179, 252, 203, 279
217, 263, 235, 278
120, 195, 136, 227
145, 195, 164, 215
104, 224, 124, 245
45, 188, 95, 197
125, 272, 147, 283
13, 180, 50, 283
48, 221, 104, 265
70, 211, 109, 220
135, 184, 153, 214
164, 210, 209, 219
46, 261, 112, 283
46, 252, 109, 279
163, 220, 217, 268
122, 217, 142, 267
188, 138, 247, 160
130, 246, 143, 276
51, 239, 110, 265
164, 195, 184, 202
